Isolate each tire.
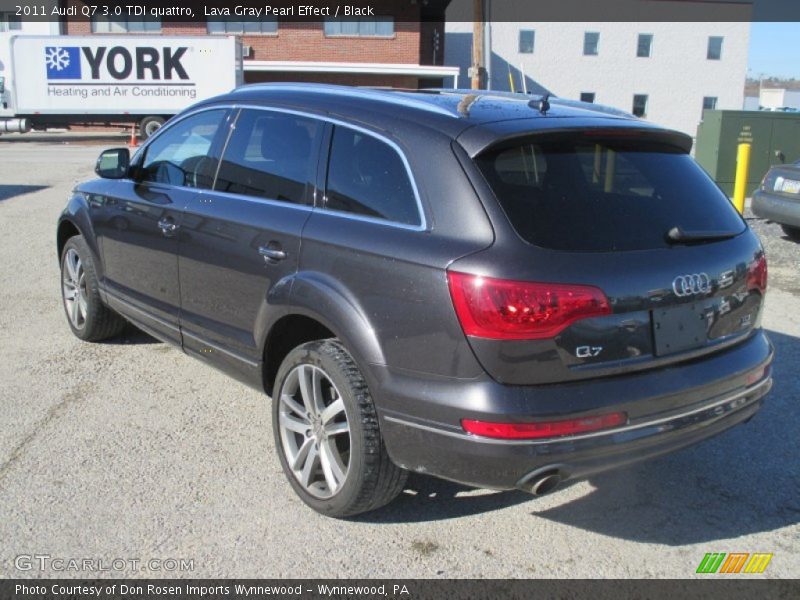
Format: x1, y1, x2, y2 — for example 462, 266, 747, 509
139, 116, 165, 139
272, 339, 407, 518
60, 235, 126, 342
781, 224, 800, 241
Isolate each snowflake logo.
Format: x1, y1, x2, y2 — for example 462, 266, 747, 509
45, 47, 71, 71
45, 46, 81, 80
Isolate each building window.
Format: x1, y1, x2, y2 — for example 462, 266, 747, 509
207, 18, 278, 35
0, 12, 22, 31
584, 32, 600, 56
703, 96, 718, 112
637, 34, 653, 57
580, 92, 596, 103
632, 94, 649, 117
707, 36, 723, 60
519, 29, 535, 54
323, 17, 394, 37
91, 16, 161, 33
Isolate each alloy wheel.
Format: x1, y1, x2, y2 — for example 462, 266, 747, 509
277, 364, 351, 498
62, 248, 88, 330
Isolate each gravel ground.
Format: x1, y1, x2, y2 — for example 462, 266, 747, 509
0, 137, 798, 579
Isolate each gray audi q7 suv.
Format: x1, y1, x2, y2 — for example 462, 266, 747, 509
57, 84, 773, 517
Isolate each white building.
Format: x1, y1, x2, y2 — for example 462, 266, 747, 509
759, 88, 800, 111
445, 2, 751, 136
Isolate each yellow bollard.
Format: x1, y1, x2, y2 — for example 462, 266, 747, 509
604, 149, 616, 193
593, 144, 602, 184
733, 142, 751, 215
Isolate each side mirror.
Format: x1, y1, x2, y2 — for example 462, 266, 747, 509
95, 148, 130, 179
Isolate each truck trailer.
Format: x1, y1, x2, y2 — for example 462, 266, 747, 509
0, 35, 242, 138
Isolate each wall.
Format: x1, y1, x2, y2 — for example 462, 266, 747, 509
445, 8, 750, 136
246, 71, 421, 88
759, 89, 800, 110
62, 0, 423, 65
59, 0, 437, 87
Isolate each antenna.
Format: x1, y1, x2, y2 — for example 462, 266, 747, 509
529, 94, 551, 115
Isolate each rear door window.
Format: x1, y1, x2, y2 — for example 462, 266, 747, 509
214, 109, 321, 205
325, 126, 421, 227
475, 134, 745, 251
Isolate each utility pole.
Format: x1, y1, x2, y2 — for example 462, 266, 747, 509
470, 0, 484, 89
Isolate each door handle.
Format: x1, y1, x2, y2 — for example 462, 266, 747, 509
158, 218, 178, 235
258, 245, 287, 262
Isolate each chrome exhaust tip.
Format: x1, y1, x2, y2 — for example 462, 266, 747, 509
517, 467, 564, 496
529, 472, 562, 496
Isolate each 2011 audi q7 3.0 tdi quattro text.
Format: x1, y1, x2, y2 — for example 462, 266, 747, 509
57, 84, 773, 517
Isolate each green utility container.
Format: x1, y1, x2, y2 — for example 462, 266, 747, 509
695, 110, 800, 196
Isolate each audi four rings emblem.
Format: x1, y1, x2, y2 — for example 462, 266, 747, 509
672, 273, 711, 296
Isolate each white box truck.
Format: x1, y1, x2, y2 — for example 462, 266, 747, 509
0, 35, 242, 138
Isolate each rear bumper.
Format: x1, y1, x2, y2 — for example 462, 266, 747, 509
752, 190, 800, 227
374, 330, 773, 490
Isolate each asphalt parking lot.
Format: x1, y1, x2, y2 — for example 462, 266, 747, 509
0, 134, 798, 579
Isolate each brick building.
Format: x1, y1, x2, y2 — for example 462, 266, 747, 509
59, 0, 458, 88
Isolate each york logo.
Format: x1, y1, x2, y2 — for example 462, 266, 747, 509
696, 552, 773, 574
45, 46, 189, 81
45, 47, 82, 79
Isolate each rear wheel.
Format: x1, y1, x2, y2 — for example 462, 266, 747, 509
139, 116, 165, 139
60, 236, 125, 341
781, 224, 800, 241
272, 339, 407, 517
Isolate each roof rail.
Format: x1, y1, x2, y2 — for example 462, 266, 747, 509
429, 88, 635, 119
231, 82, 459, 119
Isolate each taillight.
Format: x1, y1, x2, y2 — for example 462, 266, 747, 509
747, 255, 767, 294
447, 271, 611, 340
462, 412, 628, 440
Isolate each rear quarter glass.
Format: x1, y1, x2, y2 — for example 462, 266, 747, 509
475, 133, 745, 252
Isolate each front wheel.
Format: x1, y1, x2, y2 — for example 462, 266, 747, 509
60, 236, 125, 341
272, 339, 407, 517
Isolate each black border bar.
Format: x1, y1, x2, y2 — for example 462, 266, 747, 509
2, 579, 800, 600
3, 0, 800, 22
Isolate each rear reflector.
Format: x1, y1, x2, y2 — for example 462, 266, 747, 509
745, 365, 769, 386
462, 412, 628, 440
447, 271, 611, 340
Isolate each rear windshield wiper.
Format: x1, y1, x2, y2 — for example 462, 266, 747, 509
666, 226, 738, 244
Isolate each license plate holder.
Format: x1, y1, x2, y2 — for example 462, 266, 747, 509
653, 304, 709, 356
781, 178, 800, 194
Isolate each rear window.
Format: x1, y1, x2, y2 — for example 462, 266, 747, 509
475, 134, 745, 252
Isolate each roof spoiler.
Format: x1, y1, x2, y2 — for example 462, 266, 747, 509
460, 123, 694, 158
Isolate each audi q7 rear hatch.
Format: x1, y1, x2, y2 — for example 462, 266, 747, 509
450, 130, 767, 384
